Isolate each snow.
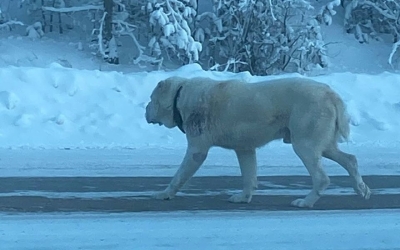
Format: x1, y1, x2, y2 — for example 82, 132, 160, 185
0, 4, 399, 249
0, 36, 98, 70
0, 61, 398, 176
0, 63, 399, 150
3, 186, 400, 199
26, 22, 44, 39
41, 5, 103, 13
1, 146, 399, 177
319, 4, 397, 74
389, 40, 400, 66
0, 34, 399, 177
2, 210, 400, 250
0, 20, 24, 30
96, 12, 108, 60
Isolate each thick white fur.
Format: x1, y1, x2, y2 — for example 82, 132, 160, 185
145, 76, 371, 208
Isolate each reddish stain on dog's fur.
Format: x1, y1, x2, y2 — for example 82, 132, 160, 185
186, 110, 207, 136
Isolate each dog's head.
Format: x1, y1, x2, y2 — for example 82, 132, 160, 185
145, 76, 185, 129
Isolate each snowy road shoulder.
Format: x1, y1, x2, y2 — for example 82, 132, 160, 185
2, 210, 400, 250
0, 147, 399, 177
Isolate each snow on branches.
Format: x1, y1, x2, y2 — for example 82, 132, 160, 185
146, 0, 202, 64
343, 0, 400, 67
343, 0, 400, 44
0, 3, 24, 31
316, 0, 341, 26
203, 0, 329, 75
0, 20, 24, 31
389, 40, 400, 67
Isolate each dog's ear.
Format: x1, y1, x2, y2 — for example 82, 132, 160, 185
150, 77, 185, 129
155, 77, 178, 94
156, 79, 168, 90
152, 80, 166, 96
151, 79, 173, 103
158, 77, 185, 99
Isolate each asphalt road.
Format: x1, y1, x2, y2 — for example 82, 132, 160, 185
1, 175, 400, 213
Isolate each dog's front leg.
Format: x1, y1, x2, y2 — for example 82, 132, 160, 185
153, 145, 209, 200
229, 149, 258, 203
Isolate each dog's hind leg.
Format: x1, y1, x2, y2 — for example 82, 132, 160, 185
323, 146, 371, 200
229, 149, 258, 203
291, 142, 330, 208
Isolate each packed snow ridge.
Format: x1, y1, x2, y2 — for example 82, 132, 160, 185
0, 63, 399, 149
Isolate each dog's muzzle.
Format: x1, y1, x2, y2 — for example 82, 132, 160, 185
145, 104, 162, 126
145, 105, 152, 123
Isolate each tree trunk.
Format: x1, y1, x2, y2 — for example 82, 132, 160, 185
103, 0, 119, 64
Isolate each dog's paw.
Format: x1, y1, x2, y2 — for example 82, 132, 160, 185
152, 190, 175, 200
291, 198, 314, 208
228, 192, 252, 203
355, 182, 372, 200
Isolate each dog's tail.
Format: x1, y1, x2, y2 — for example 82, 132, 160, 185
332, 91, 350, 142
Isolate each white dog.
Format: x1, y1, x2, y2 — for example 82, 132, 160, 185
145, 76, 371, 208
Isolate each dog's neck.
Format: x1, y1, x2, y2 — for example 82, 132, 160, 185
173, 86, 185, 134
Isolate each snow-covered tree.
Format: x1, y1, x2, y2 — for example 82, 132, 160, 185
145, 0, 202, 64
102, 0, 119, 64
90, 0, 164, 67
201, 0, 329, 75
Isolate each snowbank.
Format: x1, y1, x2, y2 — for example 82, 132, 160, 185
0, 63, 399, 149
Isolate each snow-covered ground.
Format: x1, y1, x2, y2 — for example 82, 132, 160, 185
1, 10, 400, 250
3, 210, 400, 250
1, 63, 399, 149
1, 146, 399, 177
0, 63, 399, 176
0, 59, 400, 176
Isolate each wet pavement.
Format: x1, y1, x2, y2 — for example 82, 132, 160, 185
1, 175, 399, 213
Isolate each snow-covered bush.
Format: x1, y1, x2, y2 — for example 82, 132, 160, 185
201, 0, 329, 75
343, 0, 400, 67
145, 0, 202, 64
26, 21, 44, 39
343, 0, 400, 44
